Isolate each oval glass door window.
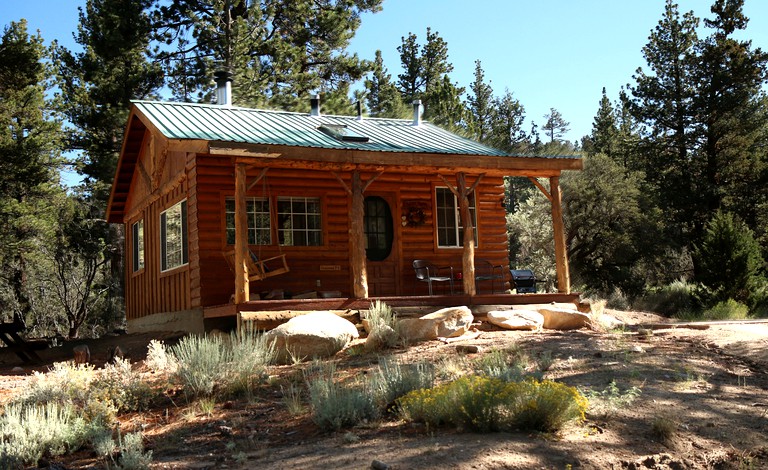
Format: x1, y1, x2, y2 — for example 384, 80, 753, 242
364, 196, 393, 261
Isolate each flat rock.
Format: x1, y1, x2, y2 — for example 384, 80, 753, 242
537, 307, 591, 330
266, 311, 359, 364
398, 306, 473, 342
487, 309, 544, 331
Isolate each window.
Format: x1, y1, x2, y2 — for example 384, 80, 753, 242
132, 219, 144, 272
364, 196, 393, 261
277, 197, 322, 246
160, 200, 188, 271
436, 187, 477, 248
225, 197, 271, 245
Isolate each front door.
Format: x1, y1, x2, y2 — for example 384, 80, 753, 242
364, 195, 398, 296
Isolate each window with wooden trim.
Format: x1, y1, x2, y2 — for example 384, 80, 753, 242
277, 196, 322, 246
225, 197, 271, 245
160, 200, 188, 271
435, 187, 477, 248
132, 219, 145, 272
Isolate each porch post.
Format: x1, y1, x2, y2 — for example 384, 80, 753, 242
457, 173, 476, 296
234, 162, 249, 303
349, 170, 368, 298
549, 176, 570, 294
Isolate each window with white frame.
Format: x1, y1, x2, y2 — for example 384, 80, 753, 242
225, 197, 271, 245
160, 200, 188, 271
132, 219, 144, 272
277, 196, 322, 246
435, 187, 477, 248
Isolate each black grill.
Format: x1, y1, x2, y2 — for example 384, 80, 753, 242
511, 269, 536, 294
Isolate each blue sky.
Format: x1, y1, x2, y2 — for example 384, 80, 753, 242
3, 0, 768, 144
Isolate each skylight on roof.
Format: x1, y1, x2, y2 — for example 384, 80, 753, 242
318, 124, 369, 143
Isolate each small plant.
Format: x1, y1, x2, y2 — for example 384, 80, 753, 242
650, 414, 676, 444
115, 431, 152, 470
701, 299, 750, 320
197, 398, 216, 417
94, 358, 155, 414
506, 379, 588, 432
365, 300, 400, 350
435, 355, 469, 381
281, 383, 305, 416
170, 334, 229, 399
369, 356, 434, 413
474, 346, 548, 382
306, 362, 376, 431
145, 339, 177, 374
226, 324, 275, 397
581, 381, 642, 420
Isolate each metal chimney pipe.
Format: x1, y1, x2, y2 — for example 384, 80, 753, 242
412, 99, 422, 126
214, 70, 233, 106
310, 94, 321, 116
356, 101, 363, 120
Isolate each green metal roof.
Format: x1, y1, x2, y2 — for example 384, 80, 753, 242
133, 100, 513, 157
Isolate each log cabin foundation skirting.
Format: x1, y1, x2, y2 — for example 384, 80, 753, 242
127, 308, 205, 334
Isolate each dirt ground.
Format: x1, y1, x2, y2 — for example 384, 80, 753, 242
1, 309, 767, 470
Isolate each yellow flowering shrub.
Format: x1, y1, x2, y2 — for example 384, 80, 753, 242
398, 376, 587, 433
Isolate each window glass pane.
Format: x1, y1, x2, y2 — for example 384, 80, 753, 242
436, 187, 477, 248
132, 220, 144, 272
225, 197, 271, 245
161, 200, 187, 271
277, 196, 322, 246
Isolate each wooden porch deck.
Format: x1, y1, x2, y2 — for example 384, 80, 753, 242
203, 292, 582, 319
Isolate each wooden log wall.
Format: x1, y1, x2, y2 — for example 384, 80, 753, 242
124, 142, 191, 319
194, 156, 510, 305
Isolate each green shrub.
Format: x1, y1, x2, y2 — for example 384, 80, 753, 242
506, 379, 588, 432
369, 356, 434, 413
306, 362, 376, 431
94, 358, 155, 414
0, 402, 92, 467
398, 376, 587, 433
474, 347, 529, 382
640, 279, 699, 316
701, 299, 750, 320
694, 210, 765, 306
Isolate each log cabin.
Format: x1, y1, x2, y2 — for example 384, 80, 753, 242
106, 79, 582, 333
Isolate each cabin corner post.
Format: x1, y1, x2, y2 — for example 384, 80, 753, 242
457, 173, 476, 296
234, 162, 249, 303
549, 175, 571, 294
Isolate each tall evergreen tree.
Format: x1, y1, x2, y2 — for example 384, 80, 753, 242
488, 90, 528, 153
154, 0, 382, 107
422, 74, 465, 132
365, 50, 408, 118
0, 20, 64, 323
629, 0, 699, 239
583, 87, 618, 157
691, 0, 768, 232
467, 60, 494, 142
542, 108, 570, 143
396, 27, 455, 118
56, 0, 162, 199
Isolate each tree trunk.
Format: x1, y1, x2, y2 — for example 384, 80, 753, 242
550, 176, 571, 294
234, 162, 249, 303
457, 173, 476, 296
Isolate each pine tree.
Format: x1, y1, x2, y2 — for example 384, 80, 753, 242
691, 0, 768, 232
583, 87, 618, 157
154, 0, 382, 107
467, 60, 494, 142
365, 50, 408, 118
56, 0, 162, 199
396, 28, 455, 119
0, 20, 64, 323
542, 108, 570, 143
629, 0, 699, 239
488, 90, 528, 153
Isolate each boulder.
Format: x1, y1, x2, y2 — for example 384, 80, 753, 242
487, 309, 544, 331
266, 311, 359, 364
364, 324, 398, 352
536, 307, 591, 330
398, 306, 473, 342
